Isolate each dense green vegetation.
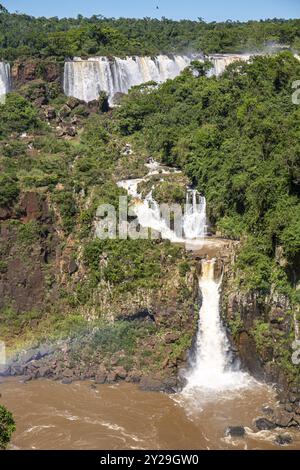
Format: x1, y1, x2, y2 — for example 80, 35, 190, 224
0, 6, 299, 60
115, 52, 300, 297
0, 405, 15, 450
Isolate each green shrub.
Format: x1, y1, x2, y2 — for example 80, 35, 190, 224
0, 175, 19, 207
0, 406, 15, 450
0, 94, 40, 137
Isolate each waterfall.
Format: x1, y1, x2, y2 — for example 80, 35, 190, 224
183, 190, 207, 239
184, 259, 252, 393
64, 54, 251, 104
207, 54, 250, 76
0, 62, 11, 103
64, 55, 192, 104
118, 171, 207, 245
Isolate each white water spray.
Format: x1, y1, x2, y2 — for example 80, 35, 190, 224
184, 259, 253, 393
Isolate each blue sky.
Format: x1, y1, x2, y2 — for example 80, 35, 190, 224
3, 0, 300, 21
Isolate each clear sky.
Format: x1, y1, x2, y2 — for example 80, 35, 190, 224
3, 0, 300, 21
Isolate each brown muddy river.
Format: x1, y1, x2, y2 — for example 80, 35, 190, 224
1, 378, 299, 450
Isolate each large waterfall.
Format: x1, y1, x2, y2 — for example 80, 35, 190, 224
64, 54, 250, 104
64, 55, 192, 104
184, 259, 253, 394
0, 62, 10, 103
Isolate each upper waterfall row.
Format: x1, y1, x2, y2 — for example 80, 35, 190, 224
63, 54, 250, 104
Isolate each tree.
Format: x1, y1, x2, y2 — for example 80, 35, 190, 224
0, 4, 8, 14
0, 405, 15, 450
190, 60, 214, 77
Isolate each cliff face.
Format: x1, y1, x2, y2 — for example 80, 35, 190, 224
221, 252, 300, 417
11, 60, 61, 88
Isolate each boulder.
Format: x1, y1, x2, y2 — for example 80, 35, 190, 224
255, 417, 276, 431
66, 97, 81, 109
273, 410, 294, 427
114, 367, 127, 380
107, 371, 117, 383
139, 376, 166, 392
126, 370, 142, 383
68, 259, 78, 276
58, 105, 71, 119
44, 106, 56, 120
61, 378, 73, 385
275, 434, 293, 446
225, 426, 246, 438
262, 405, 274, 416
64, 126, 77, 137
95, 366, 107, 384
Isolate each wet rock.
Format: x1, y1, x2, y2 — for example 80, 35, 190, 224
294, 406, 300, 415
0, 365, 11, 377
284, 404, 294, 413
10, 365, 25, 376
95, 370, 107, 384
225, 426, 246, 438
262, 405, 274, 416
107, 371, 117, 383
62, 369, 73, 378
20, 375, 32, 383
291, 414, 300, 425
273, 410, 294, 427
126, 370, 142, 383
237, 332, 264, 379
114, 367, 127, 380
37, 367, 51, 378
275, 434, 293, 446
139, 376, 166, 392
162, 377, 178, 394
288, 394, 298, 403
255, 418, 276, 431
61, 378, 73, 385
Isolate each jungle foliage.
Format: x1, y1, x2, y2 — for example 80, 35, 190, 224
0, 7, 299, 60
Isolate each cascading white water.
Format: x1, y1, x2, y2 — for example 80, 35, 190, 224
184, 259, 253, 393
118, 173, 207, 244
0, 62, 11, 103
64, 54, 252, 104
207, 54, 250, 77
64, 55, 192, 104
183, 190, 207, 239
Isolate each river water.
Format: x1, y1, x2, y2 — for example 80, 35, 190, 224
1, 378, 299, 450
